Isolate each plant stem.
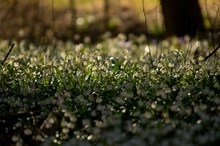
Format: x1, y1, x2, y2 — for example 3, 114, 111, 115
1, 43, 15, 65
205, 43, 220, 61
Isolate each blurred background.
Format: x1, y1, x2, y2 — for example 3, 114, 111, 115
0, 0, 219, 44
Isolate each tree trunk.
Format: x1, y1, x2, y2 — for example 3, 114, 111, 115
104, 0, 110, 30
69, 0, 76, 33
160, 0, 205, 37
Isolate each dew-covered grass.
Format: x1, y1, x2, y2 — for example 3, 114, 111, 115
0, 35, 220, 146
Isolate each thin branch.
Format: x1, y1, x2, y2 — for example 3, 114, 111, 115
145, 3, 160, 14
142, 0, 148, 37
213, 5, 220, 30
205, 43, 220, 61
142, 0, 153, 67
52, 0, 55, 37
205, 0, 215, 47
1, 43, 15, 65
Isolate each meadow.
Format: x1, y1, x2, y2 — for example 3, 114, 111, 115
0, 35, 220, 145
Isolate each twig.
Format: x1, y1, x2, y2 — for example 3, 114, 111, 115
52, 0, 55, 37
1, 43, 15, 65
205, 43, 220, 61
142, 0, 154, 67
205, 0, 214, 42
142, 0, 148, 33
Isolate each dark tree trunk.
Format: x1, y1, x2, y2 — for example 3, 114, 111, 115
69, 0, 76, 33
160, 0, 205, 37
104, 0, 110, 29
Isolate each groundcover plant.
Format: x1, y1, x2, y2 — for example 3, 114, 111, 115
0, 35, 220, 146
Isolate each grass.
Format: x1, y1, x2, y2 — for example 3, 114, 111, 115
0, 35, 220, 145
